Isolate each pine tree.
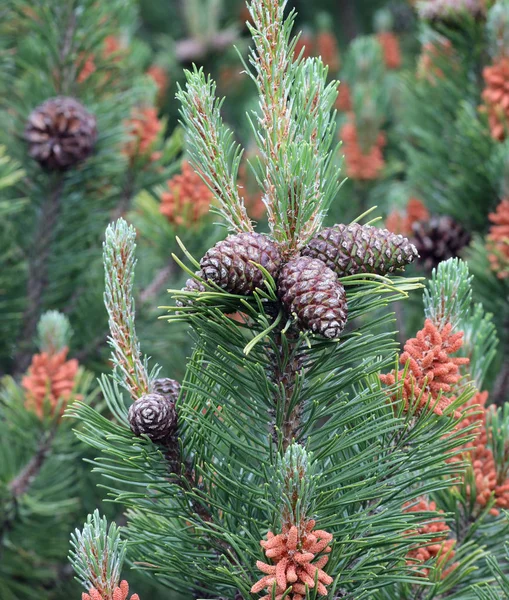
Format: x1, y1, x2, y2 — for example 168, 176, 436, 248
0, 0, 175, 375
0, 310, 99, 599
67, 2, 509, 598
0, 1, 181, 597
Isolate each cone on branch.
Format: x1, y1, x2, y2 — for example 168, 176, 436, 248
278, 257, 348, 339
301, 223, 418, 277
200, 232, 282, 295
128, 393, 177, 442
24, 96, 97, 171
411, 215, 471, 271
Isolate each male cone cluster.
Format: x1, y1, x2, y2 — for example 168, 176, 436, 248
185, 224, 418, 339
25, 96, 97, 170
128, 377, 180, 442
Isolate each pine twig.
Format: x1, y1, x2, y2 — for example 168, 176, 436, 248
14, 176, 64, 374
103, 219, 150, 400
0, 428, 57, 561
270, 330, 304, 452
112, 171, 136, 221
138, 262, 176, 305
175, 28, 239, 63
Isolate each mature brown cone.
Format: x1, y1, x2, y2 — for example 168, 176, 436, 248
25, 97, 97, 170
128, 393, 177, 442
302, 223, 418, 277
152, 377, 181, 403
200, 232, 282, 295
278, 256, 347, 339
411, 215, 471, 271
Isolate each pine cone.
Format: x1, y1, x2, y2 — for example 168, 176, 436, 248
200, 232, 282, 295
152, 377, 181, 403
128, 393, 177, 442
278, 256, 347, 339
175, 271, 207, 307
301, 223, 418, 277
411, 216, 471, 271
25, 96, 97, 170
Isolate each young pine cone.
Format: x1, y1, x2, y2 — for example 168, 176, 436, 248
128, 393, 177, 442
411, 216, 471, 271
152, 377, 181, 403
301, 223, 418, 277
200, 232, 282, 295
24, 96, 97, 170
278, 256, 348, 339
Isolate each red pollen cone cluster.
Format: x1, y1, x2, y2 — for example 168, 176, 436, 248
159, 161, 213, 226
482, 58, 509, 141
386, 198, 430, 236
77, 36, 123, 84
22, 347, 79, 418
404, 498, 456, 578
251, 520, 333, 600
123, 107, 162, 162
82, 580, 139, 600
380, 319, 469, 418
340, 120, 386, 180
454, 391, 509, 515
335, 83, 352, 112
486, 198, 509, 278
377, 32, 402, 70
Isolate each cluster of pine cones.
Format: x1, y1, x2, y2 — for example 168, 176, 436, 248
183, 223, 418, 339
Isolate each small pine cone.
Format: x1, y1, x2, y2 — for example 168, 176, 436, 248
278, 256, 347, 338
302, 223, 418, 277
128, 393, 177, 442
200, 233, 282, 295
411, 216, 471, 271
25, 96, 97, 170
175, 271, 207, 307
152, 377, 181, 403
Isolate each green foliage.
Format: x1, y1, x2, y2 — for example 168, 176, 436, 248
0, 367, 99, 600
69, 510, 127, 595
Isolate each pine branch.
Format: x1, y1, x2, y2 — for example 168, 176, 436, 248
0, 427, 57, 563
14, 176, 64, 374
177, 68, 254, 233
175, 28, 239, 62
138, 262, 175, 305
57, 2, 78, 95
103, 219, 150, 400
270, 330, 304, 451
246, 0, 340, 249
112, 171, 137, 221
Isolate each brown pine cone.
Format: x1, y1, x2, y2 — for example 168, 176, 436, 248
301, 223, 418, 277
24, 96, 97, 170
411, 216, 471, 271
175, 271, 207, 307
152, 377, 181, 403
128, 393, 177, 442
200, 232, 282, 295
278, 256, 347, 339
